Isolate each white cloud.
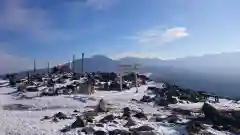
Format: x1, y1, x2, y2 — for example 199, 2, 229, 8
86, 0, 118, 10
111, 51, 160, 60
132, 26, 189, 46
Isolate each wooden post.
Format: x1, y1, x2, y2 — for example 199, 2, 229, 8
47, 61, 50, 74
82, 53, 84, 74
120, 74, 123, 91
134, 64, 139, 93
72, 54, 75, 73
34, 59, 36, 73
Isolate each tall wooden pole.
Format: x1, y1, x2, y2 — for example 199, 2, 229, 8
34, 59, 36, 73
82, 53, 84, 74
72, 54, 75, 73
134, 64, 139, 93
47, 61, 50, 74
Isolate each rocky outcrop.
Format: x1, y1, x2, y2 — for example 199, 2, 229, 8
94, 130, 107, 135
133, 112, 148, 120
99, 114, 115, 123
202, 103, 240, 132
71, 116, 86, 128
82, 127, 95, 134
109, 129, 133, 135
124, 117, 136, 127
122, 107, 131, 118
187, 121, 205, 135
96, 99, 108, 112
53, 112, 69, 120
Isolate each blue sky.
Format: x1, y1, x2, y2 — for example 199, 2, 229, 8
1, 0, 240, 73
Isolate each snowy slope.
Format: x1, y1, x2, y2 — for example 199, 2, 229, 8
0, 80, 238, 135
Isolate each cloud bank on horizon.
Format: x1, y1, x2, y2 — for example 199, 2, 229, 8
0, 0, 240, 74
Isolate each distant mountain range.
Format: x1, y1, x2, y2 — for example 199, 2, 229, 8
4, 52, 240, 99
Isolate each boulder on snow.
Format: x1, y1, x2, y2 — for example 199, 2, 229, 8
40, 116, 51, 121
94, 130, 107, 135
202, 103, 240, 128
167, 96, 178, 104
53, 112, 68, 120
85, 115, 94, 123
124, 117, 136, 127
84, 110, 98, 117
172, 108, 192, 116
96, 99, 108, 112
82, 127, 95, 134
133, 112, 148, 120
155, 98, 168, 106
231, 111, 240, 120
71, 116, 86, 128
73, 109, 80, 113
96, 123, 104, 127
140, 95, 153, 103
132, 131, 158, 135
149, 116, 165, 122
122, 107, 131, 118
99, 114, 115, 123
109, 129, 133, 135
166, 115, 179, 124
187, 121, 205, 135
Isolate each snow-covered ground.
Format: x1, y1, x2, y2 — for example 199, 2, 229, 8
0, 80, 238, 135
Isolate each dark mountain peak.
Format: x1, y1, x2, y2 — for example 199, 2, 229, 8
91, 55, 111, 60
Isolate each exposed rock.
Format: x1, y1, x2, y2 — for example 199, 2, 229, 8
84, 110, 98, 117
82, 127, 95, 134
212, 125, 224, 131
96, 123, 104, 127
60, 126, 71, 133
41, 116, 51, 121
130, 125, 154, 131
133, 112, 148, 120
122, 107, 131, 118
71, 116, 86, 128
3, 104, 33, 111
187, 121, 205, 135
113, 120, 118, 124
96, 99, 108, 112
94, 130, 107, 135
109, 129, 133, 135
131, 99, 139, 102
167, 96, 178, 104
124, 117, 136, 127
99, 114, 114, 123
52, 117, 59, 122
85, 115, 94, 123
133, 131, 158, 135
73, 110, 80, 113
172, 108, 192, 116
155, 98, 168, 106
149, 116, 165, 122
202, 103, 221, 123
53, 112, 68, 120
202, 103, 240, 128
228, 126, 240, 134
166, 115, 179, 124
140, 95, 153, 103
231, 111, 240, 120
